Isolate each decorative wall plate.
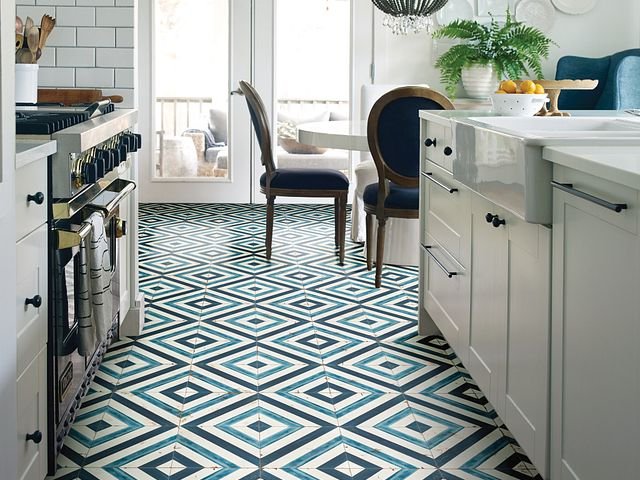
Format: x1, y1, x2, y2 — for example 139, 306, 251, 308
435, 0, 474, 26
516, 0, 556, 32
551, 0, 598, 15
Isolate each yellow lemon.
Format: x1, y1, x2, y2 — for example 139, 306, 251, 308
534, 83, 545, 94
501, 80, 517, 94
495, 89, 507, 94
520, 80, 536, 94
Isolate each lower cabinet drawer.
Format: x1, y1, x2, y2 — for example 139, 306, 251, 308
422, 165, 471, 267
421, 236, 470, 363
16, 225, 48, 378
16, 156, 48, 241
17, 348, 47, 480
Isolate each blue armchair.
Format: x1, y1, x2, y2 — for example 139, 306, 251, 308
556, 49, 640, 110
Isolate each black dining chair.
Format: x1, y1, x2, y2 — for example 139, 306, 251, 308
237, 80, 349, 264
364, 86, 454, 287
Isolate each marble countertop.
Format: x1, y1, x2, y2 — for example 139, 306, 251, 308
543, 146, 640, 190
16, 140, 56, 169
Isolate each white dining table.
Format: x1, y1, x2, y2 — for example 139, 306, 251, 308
297, 120, 369, 152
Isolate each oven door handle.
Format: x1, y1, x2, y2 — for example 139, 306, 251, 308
86, 179, 136, 217
55, 222, 92, 250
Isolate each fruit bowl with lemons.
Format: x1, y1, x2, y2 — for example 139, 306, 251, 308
490, 80, 549, 116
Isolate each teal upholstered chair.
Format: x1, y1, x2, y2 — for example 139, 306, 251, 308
556, 49, 640, 110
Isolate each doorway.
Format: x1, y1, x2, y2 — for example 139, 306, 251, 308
138, 0, 372, 204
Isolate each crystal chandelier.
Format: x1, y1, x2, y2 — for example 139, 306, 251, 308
372, 0, 449, 35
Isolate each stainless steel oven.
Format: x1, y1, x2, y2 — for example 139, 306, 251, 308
51, 179, 135, 445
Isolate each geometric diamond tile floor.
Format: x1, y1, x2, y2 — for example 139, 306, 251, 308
48, 203, 541, 480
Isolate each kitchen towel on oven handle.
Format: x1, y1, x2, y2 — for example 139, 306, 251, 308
76, 237, 95, 355
87, 211, 113, 343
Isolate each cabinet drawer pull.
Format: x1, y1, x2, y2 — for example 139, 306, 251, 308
25, 294, 42, 308
486, 213, 506, 228
422, 172, 458, 194
424, 137, 437, 147
423, 245, 457, 278
27, 191, 45, 205
26, 430, 42, 444
551, 181, 628, 213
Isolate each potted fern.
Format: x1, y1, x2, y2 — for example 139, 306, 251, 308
433, 10, 556, 98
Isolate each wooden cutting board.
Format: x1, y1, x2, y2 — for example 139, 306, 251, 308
37, 88, 124, 105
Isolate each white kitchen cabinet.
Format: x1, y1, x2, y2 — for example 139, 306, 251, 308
15, 144, 52, 480
468, 195, 508, 413
419, 118, 471, 360
551, 165, 640, 480
469, 194, 551, 475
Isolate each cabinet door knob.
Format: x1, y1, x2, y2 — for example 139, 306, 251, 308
424, 138, 437, 147
26, 430, 42, 444
443, 146, 453, 156
25, 294, 42, 308
27, 192, 44, 205
485, 213, 497, 223
492, 216, 506, 228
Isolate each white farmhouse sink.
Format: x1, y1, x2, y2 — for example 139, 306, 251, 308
467, 116, 640, 139
452, 116, 640, 224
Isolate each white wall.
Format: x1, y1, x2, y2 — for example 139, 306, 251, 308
373, 1, 640, 91
0, 0, 18, 477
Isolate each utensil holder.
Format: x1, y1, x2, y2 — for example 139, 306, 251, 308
15, 64, 38, 104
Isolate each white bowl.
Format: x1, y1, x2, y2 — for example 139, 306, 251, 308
490, 93, 549, 116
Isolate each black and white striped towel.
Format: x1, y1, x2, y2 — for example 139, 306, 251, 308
88, 212, 113, 344
76, 238, 94, 355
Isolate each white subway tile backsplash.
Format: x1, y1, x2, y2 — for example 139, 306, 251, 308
116, 28, 134, 48
38, 67, 75, 87
36, 0, 75, 6
57, 48, 95, 67
38, 47, 56, 67
16, 6, 56, 23
77, 28, 116, 47
76, 68, 115, 88
115, 68, 134, 88
96, 7, 134, 27
46, 27, 76, 47
96, 48, 133, 68
16, 0, 136, 101
77, 0, 116, 6
57, 7, 96, 27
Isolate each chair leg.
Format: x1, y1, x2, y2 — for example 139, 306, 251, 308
338, 193, 347, 265
365, 212, 373, 271
375, 217, 386, 288
266, 196, 275, 260
334, 197, 339, 247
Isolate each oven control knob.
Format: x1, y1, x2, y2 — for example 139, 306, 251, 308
83, 162, 98, 184
26, 430, 42, 444
27, 192, 45, 205
25, 295, 42, 308
134, 133, 142, 150
116, 218, 127, 238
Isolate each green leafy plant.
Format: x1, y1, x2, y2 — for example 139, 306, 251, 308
433, 9, 557, 97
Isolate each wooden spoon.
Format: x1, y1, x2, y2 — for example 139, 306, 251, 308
37, 15, 56, 61
24, 16, 33, 34
26, 26, 39, 63
16, 16, 23, 35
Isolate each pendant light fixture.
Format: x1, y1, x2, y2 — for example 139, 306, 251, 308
372, 0, 449, 34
